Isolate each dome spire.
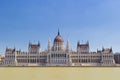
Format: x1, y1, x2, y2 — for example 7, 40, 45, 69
54, 29, 64, 42
58, 28, 60, 35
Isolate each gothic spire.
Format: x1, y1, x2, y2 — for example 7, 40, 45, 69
77, 41, 80, 46
87, 40, 89, 46
29, 41, 31, 46
102, 47, 104, 52
110, 47, 113, 52
58, 29, 60, 35
66, 40, 70, 51
38, 41, 40, 46
48, 38, 51, 52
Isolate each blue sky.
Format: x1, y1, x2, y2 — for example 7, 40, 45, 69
0, 0, 120, 54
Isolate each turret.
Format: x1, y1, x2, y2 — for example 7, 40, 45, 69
66, 40, 70, 52
48, 39, 51, 52
77, 41, 89, 53
28, 42, 40, 53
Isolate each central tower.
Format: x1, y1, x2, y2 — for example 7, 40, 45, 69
52, 30, 64, 51
47, 30, 71, 66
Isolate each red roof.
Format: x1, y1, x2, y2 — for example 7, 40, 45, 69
6, 48, 15, 53
54, 35, 64, 42
54, 31, 64, 42
78, 44, 89, 49
29, 45, 40, 48
103, 49, 112, 53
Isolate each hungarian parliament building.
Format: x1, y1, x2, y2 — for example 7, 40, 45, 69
0, 31, 116, 66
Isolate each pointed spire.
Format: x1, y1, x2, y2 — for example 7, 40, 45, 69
19, 49, 21, 52
66, 40, 70, 51
38, 41, 40, 46
14, 45, 16, 49
29, 41, 31, 46
97, 49, 98, 52
13, 47, 16, 52
102, 47, 104, 52
13, 45, 16, 51
86, 40, 89, 46
77, 41, 80, 46
110, 47, 113, 52
48, 38, 51, 52
6, 46, 8, 52
58, 28, 60, 35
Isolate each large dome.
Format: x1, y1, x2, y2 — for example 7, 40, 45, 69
54, 31, 64, 42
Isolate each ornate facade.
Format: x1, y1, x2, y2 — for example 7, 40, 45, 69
1, 31, 115, 66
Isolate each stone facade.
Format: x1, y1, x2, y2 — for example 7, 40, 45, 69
1, 31, 116, 66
